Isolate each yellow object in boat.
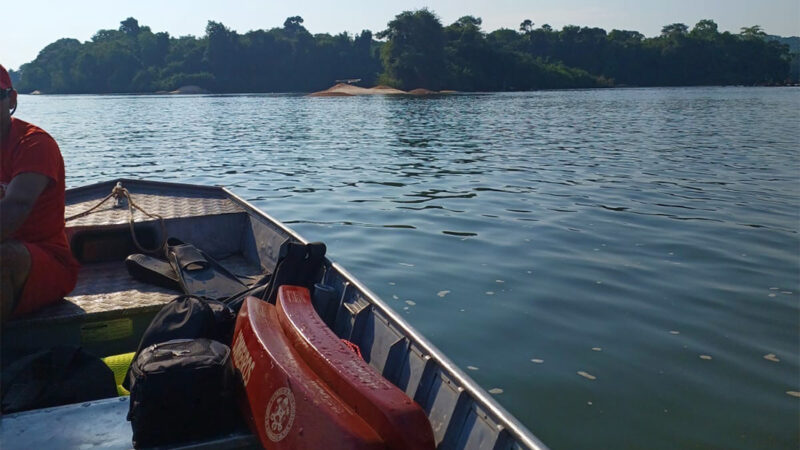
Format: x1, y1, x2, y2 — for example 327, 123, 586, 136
102, 352, 135, 396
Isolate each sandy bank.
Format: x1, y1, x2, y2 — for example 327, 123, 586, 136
168, 85, 210, 95
308, 91, 355, 97
308, 83, 406, 97
407, 88, 437, 95
309, 83, 456, 97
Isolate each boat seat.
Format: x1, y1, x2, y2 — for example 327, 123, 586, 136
0, 397, 258, 450
2, 254, 262, 361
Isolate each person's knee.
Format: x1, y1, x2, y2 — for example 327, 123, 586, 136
0, 240, 32, 282
1, 240, 32, 320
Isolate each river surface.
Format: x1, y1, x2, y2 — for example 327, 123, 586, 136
17, 87, 800, 449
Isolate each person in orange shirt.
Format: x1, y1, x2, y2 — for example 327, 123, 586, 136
0, 64, 80, 322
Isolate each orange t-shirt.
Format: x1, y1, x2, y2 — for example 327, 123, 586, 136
1, 118, 77, 269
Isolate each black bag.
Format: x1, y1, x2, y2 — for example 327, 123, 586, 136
123, 295, 235, 391
1, 346, 117, 413
126, 338, 238, 447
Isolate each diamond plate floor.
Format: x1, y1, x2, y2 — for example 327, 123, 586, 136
13, 255, 262, 324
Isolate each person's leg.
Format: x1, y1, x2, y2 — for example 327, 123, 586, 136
0, 240, 32, 322
10, 242, 79, 319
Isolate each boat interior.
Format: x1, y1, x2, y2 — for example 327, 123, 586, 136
0, 179, 542, 450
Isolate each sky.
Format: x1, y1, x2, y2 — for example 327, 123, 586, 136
2, 0, 799, 70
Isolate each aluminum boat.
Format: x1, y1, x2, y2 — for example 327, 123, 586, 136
0, 179, 547, 450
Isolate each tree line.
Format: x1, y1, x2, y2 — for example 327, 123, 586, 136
8, 10, 795, 94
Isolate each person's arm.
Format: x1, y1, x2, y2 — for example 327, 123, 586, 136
0, 172, 51, 241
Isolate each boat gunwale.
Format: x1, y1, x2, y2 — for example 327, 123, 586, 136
66, 178, 228, 199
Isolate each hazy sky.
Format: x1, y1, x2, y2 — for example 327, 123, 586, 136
3, 0, 799, 70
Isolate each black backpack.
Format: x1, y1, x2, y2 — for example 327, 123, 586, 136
123, 295, 235, 391
126, 338, 239, 448
1, 346, 117, 413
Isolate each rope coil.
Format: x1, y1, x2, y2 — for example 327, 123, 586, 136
66, 182, 167, 254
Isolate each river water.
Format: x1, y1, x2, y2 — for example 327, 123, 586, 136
17, 87, 799, 449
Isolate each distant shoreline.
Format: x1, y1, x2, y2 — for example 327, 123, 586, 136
20, 84, 798, 97
12, 15, 794, 95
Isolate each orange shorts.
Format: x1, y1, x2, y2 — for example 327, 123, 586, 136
13, 242, 79, 317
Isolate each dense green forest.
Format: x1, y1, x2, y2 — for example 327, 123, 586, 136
8, 9, 796, 94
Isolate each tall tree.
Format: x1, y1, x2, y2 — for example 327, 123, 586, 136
691, 19, 719, 39
204, 21, 239, 90
661, 23, 689, 37
283, 16, 306, 34
444, 16, 490, 90
740, 25, 767, 38
120, 17, 141, 36
377, 9, 446, 89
